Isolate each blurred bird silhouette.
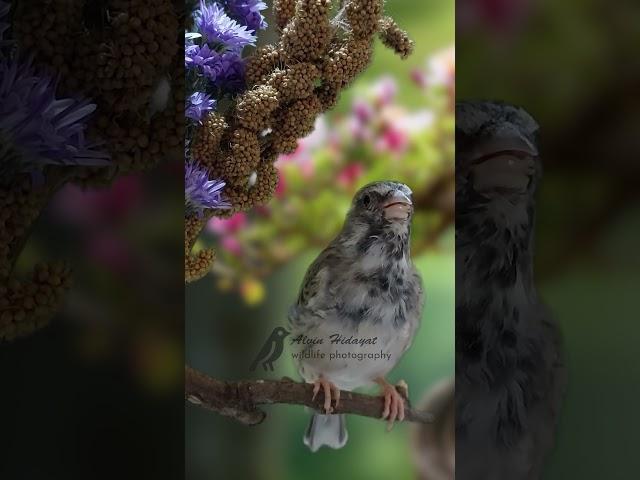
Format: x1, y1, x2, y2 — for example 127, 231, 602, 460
412, 378, 455, 480
452, 100, 566, 480
249, 326, 290, 372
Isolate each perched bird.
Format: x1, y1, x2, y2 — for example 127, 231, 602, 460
288, 180, 424, 452
249, 326, 290, 372
454, 101, 565, 479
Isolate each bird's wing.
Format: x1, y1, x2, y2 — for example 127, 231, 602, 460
296, 246, 339, 308
401, 264, 425, 354
289, 246, 341, 328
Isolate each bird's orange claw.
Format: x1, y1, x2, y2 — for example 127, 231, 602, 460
375, 378, 406, 431
311, 377, 340, 414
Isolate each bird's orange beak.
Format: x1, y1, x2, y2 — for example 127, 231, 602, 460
382, 190, 412, 220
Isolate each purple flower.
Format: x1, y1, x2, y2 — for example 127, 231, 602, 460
185, 42, 219, 70
185, 43, 246, 91
185, 160, 230, 216
224, 0, 268, 32
185, 43, 226, 84
195, 0, 256, 51
218, 51, 245, 91
186, 92, 217, 122
0, 56, 109, 180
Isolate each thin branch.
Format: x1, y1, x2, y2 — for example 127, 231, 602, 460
185, 366, 435, 426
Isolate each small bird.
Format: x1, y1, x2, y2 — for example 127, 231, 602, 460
455, 101, 565, 479
288, 180, 424, 452
249, 326, 290, 372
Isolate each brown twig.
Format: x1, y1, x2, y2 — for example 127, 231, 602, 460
185, 366, 434, 426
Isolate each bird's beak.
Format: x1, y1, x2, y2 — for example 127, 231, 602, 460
469, 129, 537, 194
382, 190, 413, 220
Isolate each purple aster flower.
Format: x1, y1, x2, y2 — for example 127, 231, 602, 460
224, 0, 268, 32
0, 56, 109, 181
218, 51, 245, 91
185, 160, 230, 216
185, 42, 219, 70
186, 44, 246, 91
186, 91, 216, 122
185, 43, 226, 86
195, 0, 256, 51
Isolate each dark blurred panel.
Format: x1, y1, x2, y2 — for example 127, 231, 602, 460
456, 0, 640, 479
0, 1, 184, 478
0, 162, 185, 480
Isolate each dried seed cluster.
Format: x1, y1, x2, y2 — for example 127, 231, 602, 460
245, 45, 284, 86
272, 95, 322, 154
280, 0, 332, 63
191, 113, 229, 168
185, 216, 216, 283
323, 37, 373, 89
347, 0, 383, 39
0, 180, 46, 281
14, 0, 181, 175
0, 262, 72, 342
0, 174, 65, 342
185, 0, 413, 282
267, 63, 320, 103
236, 85, 280, 131
273, 0, 297, 31
378, 17, 415, 59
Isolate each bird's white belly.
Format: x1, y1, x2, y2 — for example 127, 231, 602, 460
292, 316, 412, 391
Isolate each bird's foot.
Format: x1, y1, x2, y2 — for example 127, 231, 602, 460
395, 379, 409, 399
311, 377, 340, 414
375, 377, 406, 431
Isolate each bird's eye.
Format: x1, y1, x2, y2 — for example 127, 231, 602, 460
362, 194, 371, 207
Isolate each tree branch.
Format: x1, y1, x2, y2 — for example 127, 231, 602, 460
185, 366, 435, 426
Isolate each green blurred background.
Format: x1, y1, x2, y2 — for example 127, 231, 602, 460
186, 1, 455, 479
457, 0, 640, 477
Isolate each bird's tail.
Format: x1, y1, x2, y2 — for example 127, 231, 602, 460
249, 357, 259, 371
303, 413, 348, 452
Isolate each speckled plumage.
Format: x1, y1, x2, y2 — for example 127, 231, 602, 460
455, 101, 565, 479
289, 180, 424, 451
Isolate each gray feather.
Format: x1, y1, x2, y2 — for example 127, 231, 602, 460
304, 414, 348, 452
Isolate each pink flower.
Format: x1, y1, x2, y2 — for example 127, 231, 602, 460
352, 99, 374, 123
376, 126, 409, 155
221, 236, 243, 256
208, 212, 247, 235
337, 163, 365, 188
298, 157, 316, 179
411, 68, 427, 89
458, 0, 533, 32
254, 205, 271, 216
275, 169, 287, 198
53, 175, 143, 225
370, 76, 397, 106
348, 116, 372, 142
277, 145, 302, 164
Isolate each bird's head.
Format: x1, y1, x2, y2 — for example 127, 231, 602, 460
273, 326, 290, 339
347, 180, 414, 229
456, 101, 541, 237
